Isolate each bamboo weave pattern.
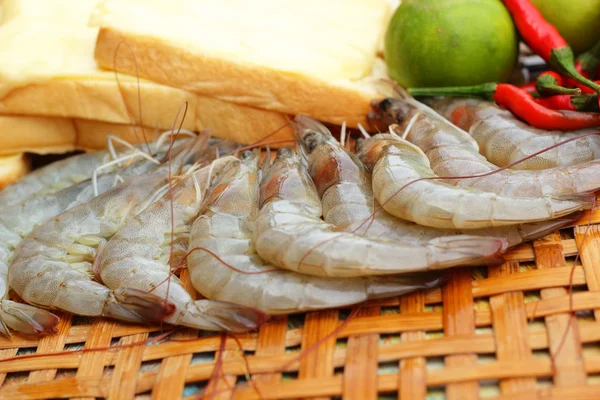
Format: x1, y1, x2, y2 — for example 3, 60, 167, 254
0, 211, 600, 399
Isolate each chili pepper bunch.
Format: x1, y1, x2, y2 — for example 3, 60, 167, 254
407, 0, 600, 131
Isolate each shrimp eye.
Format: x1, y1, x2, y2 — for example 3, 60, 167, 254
378, 98, 395, 113
302, 131, 319, 153
241, 150, 254, 160
276, 147, 292, 159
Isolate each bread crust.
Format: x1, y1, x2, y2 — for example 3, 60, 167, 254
0, 115, 76, 155
0, 113, 293, 155
0, 153, 30, 189
0, 77, 198, 130
94, 27, 387, 128
0, 78, 294, 146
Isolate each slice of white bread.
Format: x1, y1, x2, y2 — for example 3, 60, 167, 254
0, 113, 292, 155
0, 0, 293, 144
0, 115, 160, 155
91, 0, 394, 128
0, 153, 29, 190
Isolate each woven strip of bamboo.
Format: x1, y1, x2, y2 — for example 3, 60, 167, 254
0, 210, 599, 399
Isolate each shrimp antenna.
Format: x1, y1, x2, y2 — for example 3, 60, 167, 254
235, 122, 290, 157
153, 118, 160, 143
401, 112, 420, 140
165, 102, 193, 174
91, 151, 159, 196
357, 123, 371, 139
340, 121, 347, 147
113, 41, 152, 155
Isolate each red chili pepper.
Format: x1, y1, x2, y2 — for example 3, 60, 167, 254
519, 81, 537, 94
535, 95, 576, 111
502, 0, 600, 93
409, 83, 600, 131
535, 94, 599, 112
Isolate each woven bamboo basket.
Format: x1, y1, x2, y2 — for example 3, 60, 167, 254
1, 206, 600, 399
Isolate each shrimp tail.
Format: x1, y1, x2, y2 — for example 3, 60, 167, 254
178, 300, 269, 333
428, 236, 509, 269
0, 300, 60, 336
518, 212, 584, 242
104, 288, 176, 323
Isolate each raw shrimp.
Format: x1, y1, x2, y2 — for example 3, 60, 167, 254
0, 131, 185, 209
98, 159, 267, 332
432, 98, 600, 170
0, 130, 201, 209
8, 136, 209, 323
357, 132, 591, 230
295, 115, 579, 247
188, 150, 444, 314
0, 135, 200, 335
253, 147, 508, 278
0, 156, 161, 336
373, 97, 600, 198
0, 150, 112, 209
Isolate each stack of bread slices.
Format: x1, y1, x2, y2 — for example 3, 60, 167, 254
0, 0, 393, 186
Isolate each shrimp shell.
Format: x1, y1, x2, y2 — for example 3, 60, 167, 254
0, 137, 181, 336
98, 159, 268, 332
8, 136, 209, 323
295, 115, 579, 247
375, 98, 600, 198
253, 147, 508, 278
432, 98, 600, 170
0, 150, 111, 209
358, 133, 591, 229
188, 150, 444, 314
0, 134, 191, 209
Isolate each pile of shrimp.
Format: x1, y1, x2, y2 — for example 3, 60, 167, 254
0, 94, 594, 337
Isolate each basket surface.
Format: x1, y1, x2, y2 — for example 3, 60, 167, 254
0, 210, 599, 400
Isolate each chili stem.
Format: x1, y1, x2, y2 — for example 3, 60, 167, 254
550, 47, 600, 93
408, 83, 498, 100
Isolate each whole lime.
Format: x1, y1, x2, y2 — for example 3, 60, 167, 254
385, 0, 518, 88
531, 0, 600, 54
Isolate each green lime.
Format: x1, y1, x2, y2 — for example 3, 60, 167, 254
531, 0, 600, 54
385, 0, 518, 88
